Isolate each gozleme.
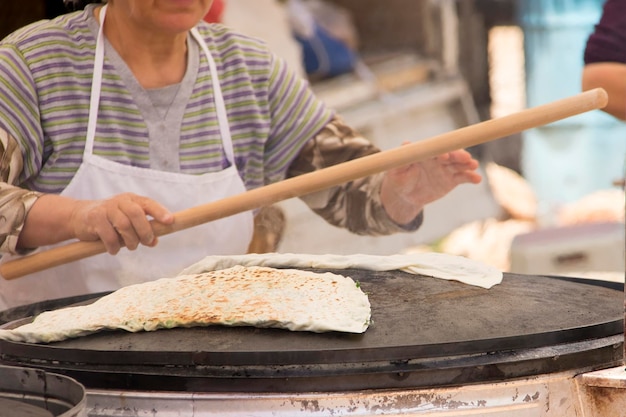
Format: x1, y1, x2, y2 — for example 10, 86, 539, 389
0, 265, 371, 344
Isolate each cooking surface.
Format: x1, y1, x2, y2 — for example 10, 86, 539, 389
0, 270, 622, 392
0, 270, 621, 364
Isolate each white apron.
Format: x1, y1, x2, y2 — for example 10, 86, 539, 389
0, 6, 254, 309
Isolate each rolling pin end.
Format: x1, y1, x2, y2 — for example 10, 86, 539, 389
592, 87, 609, 109
0, 264, 22, 281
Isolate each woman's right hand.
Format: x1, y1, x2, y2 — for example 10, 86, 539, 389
70, 193, 174, 254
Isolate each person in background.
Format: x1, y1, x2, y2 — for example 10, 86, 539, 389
0, 0, 481, 309
582, 0, 626, 120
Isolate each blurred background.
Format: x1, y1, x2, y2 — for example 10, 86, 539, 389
2, 0, 624, 279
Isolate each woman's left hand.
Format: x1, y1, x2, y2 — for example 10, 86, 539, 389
380, 147, 482, 225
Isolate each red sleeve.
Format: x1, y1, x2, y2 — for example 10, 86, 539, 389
204, 0, 225, 24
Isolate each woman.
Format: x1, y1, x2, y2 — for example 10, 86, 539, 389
0, 0, 481, 308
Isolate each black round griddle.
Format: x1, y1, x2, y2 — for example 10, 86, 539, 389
0, 270, 623, 393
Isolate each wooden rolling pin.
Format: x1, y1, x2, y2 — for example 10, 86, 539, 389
0, 88, 608, 280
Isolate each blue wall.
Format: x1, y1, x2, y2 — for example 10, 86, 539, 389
518, 0, 626, 219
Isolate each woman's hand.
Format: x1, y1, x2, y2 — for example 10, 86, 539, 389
19, 193, 174, 255
380, 147, 482, 226
70, 193, 175, 254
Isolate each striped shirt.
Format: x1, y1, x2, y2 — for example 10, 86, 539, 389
0, 6, 422, 255
0, 5, 333, 193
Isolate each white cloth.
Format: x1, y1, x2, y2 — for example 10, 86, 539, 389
179, 252, 503, 289
0, 5, 254, 309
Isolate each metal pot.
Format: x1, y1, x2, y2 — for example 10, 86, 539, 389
0, 365, 87, 417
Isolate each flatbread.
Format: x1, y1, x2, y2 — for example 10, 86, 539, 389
180, 252, 503, 289
0, 265, 370, 344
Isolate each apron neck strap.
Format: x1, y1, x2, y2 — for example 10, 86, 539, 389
190, 28, 235, 163
86, 7, 235, 164
85, 4, 107, 155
